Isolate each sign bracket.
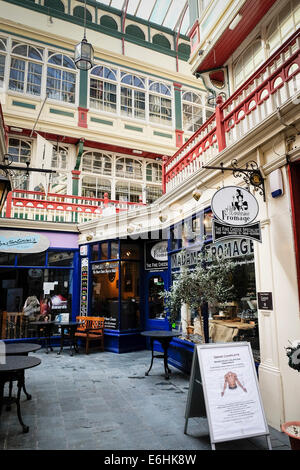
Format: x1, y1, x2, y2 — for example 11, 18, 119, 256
202, 159, 265, 201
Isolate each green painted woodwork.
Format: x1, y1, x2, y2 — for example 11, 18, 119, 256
44, 0, 64, 12
73, 5, 92, 22
75, 139, 84, 172
49, 108, 74, 117
100, 15, 118, 30
153, 131, 172, 139
90, 117, 113, 126
152, 34, 171, 50
124, 124, 143, 132
12, 100, 36, 109
79, 69, 88, 109
174, 87, 182, 130
125, 24, 145, 41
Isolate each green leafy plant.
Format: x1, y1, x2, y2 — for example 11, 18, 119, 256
161, 251, 235, 330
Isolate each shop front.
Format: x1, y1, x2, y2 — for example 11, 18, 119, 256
79, 206, 260, 367
0, 229, 79, 341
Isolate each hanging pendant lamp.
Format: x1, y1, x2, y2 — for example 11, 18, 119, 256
74, 0, 94, 71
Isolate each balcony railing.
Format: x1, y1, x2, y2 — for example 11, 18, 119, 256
164, 30, 300, 192
1, 190, 146, 223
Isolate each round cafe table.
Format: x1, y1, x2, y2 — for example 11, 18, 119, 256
0, 355, 41, 433
141, 330, 181, 380
4, 343, 41, 401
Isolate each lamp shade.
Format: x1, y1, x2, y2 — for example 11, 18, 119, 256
0, 174, 11, 214
74, 37, 94, 71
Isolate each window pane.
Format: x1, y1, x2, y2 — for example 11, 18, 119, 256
17, 252, 46, 266
9, 58, 25, 92
47, 251, 74, 267
0, 54, 5, 86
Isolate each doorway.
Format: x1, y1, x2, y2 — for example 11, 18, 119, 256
145, 271, 168, 331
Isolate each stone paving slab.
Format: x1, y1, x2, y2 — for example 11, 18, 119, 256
0, 348, 292, 451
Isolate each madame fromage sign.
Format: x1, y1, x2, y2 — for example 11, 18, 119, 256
0, 231, 50, 253
211, 186, 259, 226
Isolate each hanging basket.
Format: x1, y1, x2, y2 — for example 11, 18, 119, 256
281, 421, 300, 450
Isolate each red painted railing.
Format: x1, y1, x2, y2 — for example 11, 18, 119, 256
164, 30, 300, 192
3, 190, 145, 222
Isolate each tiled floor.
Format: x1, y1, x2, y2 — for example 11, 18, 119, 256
0, 348, 291, 451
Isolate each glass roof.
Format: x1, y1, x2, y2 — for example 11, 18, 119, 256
96, 0, 190, 35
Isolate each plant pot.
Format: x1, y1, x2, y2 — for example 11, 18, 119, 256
281, 421, 300, 450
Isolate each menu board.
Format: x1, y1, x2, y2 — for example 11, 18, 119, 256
197, 343, 269, 444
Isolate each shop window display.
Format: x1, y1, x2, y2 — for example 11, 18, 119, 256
0, 250, 75, 340
167, 210, 260, 363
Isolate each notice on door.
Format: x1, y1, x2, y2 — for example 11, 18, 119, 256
197, 343, 268, 444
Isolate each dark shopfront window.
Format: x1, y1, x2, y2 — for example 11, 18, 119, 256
0, 250, 75, 340
90, 240, 142, 330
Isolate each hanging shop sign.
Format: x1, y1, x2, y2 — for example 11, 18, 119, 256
145, 241, 168, 271
211, 186, 259, 226
212, 219, 262, 243
171, 238, 254, 269
0, 230, 50, 253
184, 343, 271, 450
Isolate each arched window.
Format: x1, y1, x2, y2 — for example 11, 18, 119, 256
44, 0, 65, 12
182, 90, 214, 133
146, 162, 162, 183
178, 43, 191, 57
0, 37, 7, 88
73, 6, 93, 22
82, 151, 112, 176
266, 0, 300, 55
100, 15, 118, 30
8, 137, 32, 163
152, 34, 171, 50
116, 182, 142, 203
9, 41, 44, 96
120, 72, 146, 119
233, 40, 264, 89
116, 157, 142, 180
125, 25, 145, 40
47, 52, 76, 103
81, 176, 111, 199
90, 65, 117, 113
149, 80, 172, 126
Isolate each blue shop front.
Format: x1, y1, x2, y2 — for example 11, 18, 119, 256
80, 207, 259, 374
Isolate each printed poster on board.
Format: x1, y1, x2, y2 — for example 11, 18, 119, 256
197, 343, 268, 443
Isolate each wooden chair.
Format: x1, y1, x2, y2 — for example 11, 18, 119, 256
75, 316, 105, 354
4, 312, 24, 339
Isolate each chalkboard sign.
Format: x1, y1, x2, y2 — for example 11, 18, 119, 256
184, 343, 272, 450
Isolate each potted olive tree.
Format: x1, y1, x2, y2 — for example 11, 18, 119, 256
161, 252, 235, 342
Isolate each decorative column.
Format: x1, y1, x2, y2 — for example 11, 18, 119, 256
78, 69, 89, 128
173, 82, 184, 148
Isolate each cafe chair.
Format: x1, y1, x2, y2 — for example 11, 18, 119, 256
75, 316, 105, 354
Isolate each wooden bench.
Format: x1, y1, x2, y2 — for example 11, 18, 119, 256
75, 316, 105, 354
